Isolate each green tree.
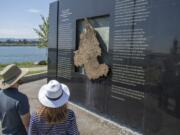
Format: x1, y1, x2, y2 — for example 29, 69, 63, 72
34, 15, 49, 47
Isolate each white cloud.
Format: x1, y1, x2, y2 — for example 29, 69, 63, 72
27, 9, 41, 14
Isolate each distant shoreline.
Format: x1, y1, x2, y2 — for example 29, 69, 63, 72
0, 41, 38, 46
0, 43, 37, 47
0, 45, 37, 47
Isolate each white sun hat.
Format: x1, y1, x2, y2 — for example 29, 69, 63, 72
38, 80, 70, 108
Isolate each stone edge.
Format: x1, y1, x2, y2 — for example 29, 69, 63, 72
22, 72, 47, 83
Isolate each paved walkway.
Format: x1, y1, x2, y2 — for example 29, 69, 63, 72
21, 79, 140, 135
1, 79, 139, 135
21, 66, 47, 72
0, 66, 47, 72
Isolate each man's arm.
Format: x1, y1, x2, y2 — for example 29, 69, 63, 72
17, 94, 30, 131
21, 112, 30, 130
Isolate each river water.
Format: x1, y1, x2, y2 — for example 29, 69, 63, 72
0, 46, 47, 64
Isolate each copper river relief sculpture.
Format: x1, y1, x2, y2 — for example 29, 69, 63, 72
74, 19, 109, 80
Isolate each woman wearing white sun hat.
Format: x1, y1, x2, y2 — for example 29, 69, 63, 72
28, 80, 79, 135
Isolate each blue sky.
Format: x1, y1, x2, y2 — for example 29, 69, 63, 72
0, 0, 55, 39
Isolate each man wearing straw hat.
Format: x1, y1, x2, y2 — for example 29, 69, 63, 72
0, 64, 30, 135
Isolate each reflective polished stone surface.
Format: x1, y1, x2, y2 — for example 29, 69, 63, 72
48, 0, 180, 134
144, 0, 180, 134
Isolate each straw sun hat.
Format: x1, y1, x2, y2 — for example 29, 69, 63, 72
38, 80, 70, 108
0, 64, 28, 89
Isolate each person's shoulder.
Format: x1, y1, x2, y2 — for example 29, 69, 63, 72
0, 89, 6, 94
0, 90, 3, 97
31, 112, 38, 118
67, 109, 76, 119
67, 109, 75, 115
31, 112, 40, 122
17, 90, 28, 101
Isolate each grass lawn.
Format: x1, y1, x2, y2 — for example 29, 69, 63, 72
0, 61, 47, 80
0, 62, 47, 71
0, 70, 47, 80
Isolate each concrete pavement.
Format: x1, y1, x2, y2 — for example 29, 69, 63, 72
20, 79, 140, 135
21, 66, 47, 72
1, 79, 139, 135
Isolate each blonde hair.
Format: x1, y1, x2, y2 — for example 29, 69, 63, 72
37, 104, 67, 124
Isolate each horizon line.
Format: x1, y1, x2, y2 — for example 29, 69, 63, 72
0, 37, 38, 39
